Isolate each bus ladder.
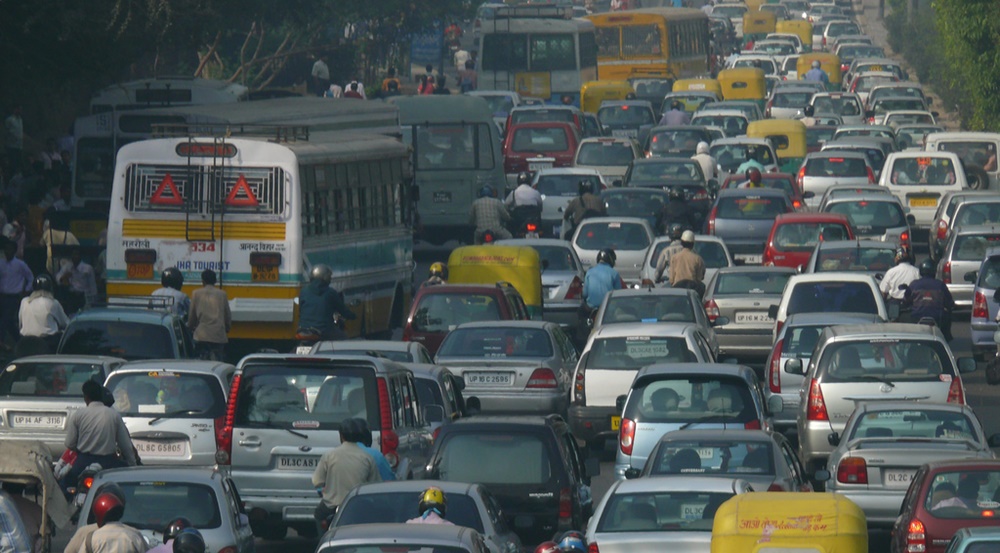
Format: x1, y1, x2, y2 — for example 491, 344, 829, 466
182, 136, 227, 284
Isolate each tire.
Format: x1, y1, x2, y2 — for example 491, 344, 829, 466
966, 164, 990, 190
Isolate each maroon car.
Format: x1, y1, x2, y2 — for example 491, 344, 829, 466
502, 121, 580, 175
891, 460, 1000, 553
761, 212, 854, 268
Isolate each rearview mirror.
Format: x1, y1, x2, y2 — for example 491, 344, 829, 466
965, 271, 978, 283
616, 395, 627, 412
784, 358, 804, 375
713, 316, 730, 326
802, 191, 815, 199
767, 304, 779, 319
767, 395, 783, 414
957, 357, 977, 373
623, 467, 640, 479
906, 214, 916, 225
827, 432, 840, 446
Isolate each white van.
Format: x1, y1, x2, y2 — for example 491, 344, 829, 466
878, 151, 969, 231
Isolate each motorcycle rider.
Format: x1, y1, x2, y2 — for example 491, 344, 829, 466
558, 534, 587, 553
904, 258, 955, 341
736, 146, 767, 175
406, 487, 454, 525
880, 246, 919, 305
18, 273, 69, 353
661, 186, 696, 231
535, 543, 561, 553
298, 264, 357, 341
62, 380, 137, 492
171, 528, 206, 553
470, 185, 512, 242
424, 263, 448, 287
738, 167, 765, 188
146, 517, 192, 553
582, 248, 622, 315
64, 483, 127, 553
658, 100, 691, 126
799, 104, 818, 127
151, 267, 190, 319
562, 180, 605, 237
669, 230, 706, 297
82, 491, 147, 553
505, 172, 543, 236
691, 141, 717, 182
654, 224, 687, 283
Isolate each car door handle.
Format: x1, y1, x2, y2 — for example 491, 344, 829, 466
238, 438, 261, 447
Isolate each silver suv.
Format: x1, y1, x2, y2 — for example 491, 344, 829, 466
787, 323, 976, 480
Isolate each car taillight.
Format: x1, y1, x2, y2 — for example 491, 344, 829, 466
526, 222, 538, 232
941, 261, 951, 284
704, 299, 720, 323
774, 319, 784, 337
899, 231, 910, 248
866, 166, 876, 183
767, 483, 786, 492
792, 199, 802, 210
936, 219, 948, 241
377, 378, 400, 468
806, 378, 828, 421
402, 325, 412, 342
947, 378, 964, 404
619, 418, 636, 455
707, 206, 718, 234
768, 340, 784, 393
558, 487, 572, 524
218, 547, 238, 553
745, 420, 761, 430
588, 543, 600, 553
906, 518, 926, 553
836, 457, 868, 484
797, 166, 806, 189
527, 368, 558, 388
565, 276, 583, 300
432, 426, 441, 442
573, 366, 586, 405
215, 374, 240, 465
974, 290, 989, 319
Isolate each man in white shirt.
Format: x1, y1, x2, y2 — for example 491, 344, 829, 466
880, 247, 920, 302
18, 274, 68, 351
691, 141, 717, 182
56, 248, 97, 313
504, 173, 543, 208
454, 48, 471, 72
311, 56, 330, 96
151, 267, 190, 320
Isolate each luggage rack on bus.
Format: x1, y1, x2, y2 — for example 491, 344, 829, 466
151, 122, 310, 143
494, 5, 573, 19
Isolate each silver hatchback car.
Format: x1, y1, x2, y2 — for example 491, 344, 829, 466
571, 217, 654, 284
821, 194, 913, 244
497, 238, 586, 328
937, 225, 1000, 309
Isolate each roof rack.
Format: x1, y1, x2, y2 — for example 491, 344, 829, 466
97, 296, 175, 312
151, 123, 311, 143
494, 5, 573, 19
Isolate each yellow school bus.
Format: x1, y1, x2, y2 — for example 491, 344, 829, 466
587, 8, 710, 82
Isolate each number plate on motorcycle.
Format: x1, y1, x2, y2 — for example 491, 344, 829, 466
133, 439, 188, 458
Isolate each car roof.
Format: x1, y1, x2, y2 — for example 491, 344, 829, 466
592, 322, 701, 338
951, 224, 1000, 235
612, 475, 749, 493
95, 465, 223, 483
651, 234, 724, 246
535, 167, 603, 176
632, 157, 698, 166
416, 283, 510, 295
351, 480, 480, 496
784, 312, 884, 326
7, 354, 126, 365
711, 137, 772, 146
923, 459, 1000, 472
599, 100, 654, 109
657, 428, 774, 443
818, 239, 896, 249
804, 150, 868, 160
887, 150, 960, 159
925, 131, 1000, 142
775, 212, 851, 223
693, 109, 750, 117
773, 87, 820, 94
496, 238, 574, 248
315, 340, 415, 353
856, 401, 971, 415
71, 307, 175, 324
579, 137, 635, 145
837, 124, 894, 133
787, 272, 877, 283
871, 95, 927, 103
453, 320, 553, 330
446, 415, 562, 428
825, 194, 901, 204
321, 523, 480, 545
714, 266, 797, 276
112, 359, 234, 375
717, 188, 789, 198
578, 216, 652, 226
634, 363, 754, 379
821, 322, 943, 340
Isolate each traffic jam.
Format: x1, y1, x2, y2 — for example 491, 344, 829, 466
6, 0, 1000, 552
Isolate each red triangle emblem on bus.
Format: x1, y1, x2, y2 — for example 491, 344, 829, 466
150, 173, 184, 205
225, 174, 259, 207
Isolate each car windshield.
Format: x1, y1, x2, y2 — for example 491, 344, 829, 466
812, 95, 861, 116
623, 376, 756, 423
836, 128, 894, 141
773, 222, 850, 252
648, 241, 730, 268
713, 5, 746, 16
723, 175, 795, 196
818, 339, 956, 382
414, 379, 443, 413
110, 481, 221, 529
786, 281, 879, 315
437, 327, 553, 359
411, 294, 501, 333
604, 191, 669, 221
849, 408, 978, 442
598, 106, 655, 126
952, 234, 1000, 262
937, 141, 999, 169
336, 491, 485, 532
896, 127, 938, 149
602, 295, 696, 325
977, 256, 1000, 289
512, 127, 570, 153
713, 271, 791, 295
596, 491, 733, 532
841, 46, 883, 59
923, 470, 1000, 519
585, 336, 695, 369
807, 127, 837, 149
855, 75, 898, 93
532, 245, 577, 271
716, 195, 787, 220
577, 142, 635, 166
631, 80, 673, 99
0, 362, 105, 397
756, 43, 795, 55
630, 161, 703, 183
814, 244, 897, 272
510, 110, 575, 126
888, 157, 957, 185
828, 200, 906, 231
536, 174, 602, 197
955, 203, 1000, 230
233, 365, 377, 430
692, 115, 747, 136
649, 440, 774, 476
107, 371, 225, 419
480, 95, 515, 114
575, 221, 650, 251
783, 325, 825, 357
873, 99, 925, 114
772, 92, 812, 108
805, 156, 868, 177
437, 432, 551, 484
60, 321, 174, 360
733, 59, 776, 74
827, 22, 860, 36
711, 145, 775, 170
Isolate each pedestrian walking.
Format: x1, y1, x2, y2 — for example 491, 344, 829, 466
312, 56, 331, 97
0, 238, 31, 349
188, 269, 231, 361
56, 247, 97, 313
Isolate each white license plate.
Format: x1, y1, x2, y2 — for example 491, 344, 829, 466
736, 254, 763, 264
612, 129, 637, 138
697, 448, 715, 459
295, 345, 313, 354
277, 456, 320, 470
134, 439, 188, 458
11, 414, 64, 429
735, 311, 773, 323
465, 372, 514, 386
884, 469, 916, 488
681, 503, 705, 520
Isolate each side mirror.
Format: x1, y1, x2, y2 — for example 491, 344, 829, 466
767, 304, 779, 319
623, 467, 641, 479
713, 316, 730, 326
465, 396, 482, 416
767, 395, 783, 414
887, 301, 900, 321
957, 357, 977, 373
989, 434, 1000, 448
814, 469, 831, 482
802, 191, 815, 199
906, 214, 916, 225
965, 271, 978, 283
827, 432, 840, 446
784, 358, 804, 375
616, 394, 627, 412
422, 404, 445, 424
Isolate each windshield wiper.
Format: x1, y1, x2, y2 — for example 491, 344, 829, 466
284, 427, 309, 439
680, 415, 734, 430
148, 409, 207, 425
860, 375, 895, 388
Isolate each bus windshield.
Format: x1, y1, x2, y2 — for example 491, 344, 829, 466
405, 124, 497, 171
483, 33, 579, 71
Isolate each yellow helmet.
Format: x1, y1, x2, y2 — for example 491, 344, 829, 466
418, 486, 447, 516
429, 262, 448, 280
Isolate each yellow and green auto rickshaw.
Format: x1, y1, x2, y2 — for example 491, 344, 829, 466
673, 78, 724, 99
717, 68, 767, 110
580, 80, 634, 114
742, 10, 777, 47
797, 52, 842, 91
746, 119, 807, 174
447, 245, 543, 319
712, 492, 868, 553
776, 19, 813, 52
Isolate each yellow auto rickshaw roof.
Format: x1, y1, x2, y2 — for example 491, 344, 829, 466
712, 492, 868, 538
718, 68, 767, 82
747, 119, 807, 135
582, 80, 633, 92
673, 78, 722, 92
776, 20, 812, 32
447, 245, 542, 306
743, 10, 776, 25
799, 52, 840, 65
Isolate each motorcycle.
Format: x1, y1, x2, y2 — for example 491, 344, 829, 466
294, 314, 346, 354
474, 228, 500, 245
510, 205, 543, 239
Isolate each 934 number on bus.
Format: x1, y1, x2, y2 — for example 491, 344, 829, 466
189, 242, 216, 252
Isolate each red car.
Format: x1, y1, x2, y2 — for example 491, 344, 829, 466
762, 212, 854, 268
891, 460, 1000, 553
402, 283, 530, 356
502, 121, 580, 175
721, 172, 813, 211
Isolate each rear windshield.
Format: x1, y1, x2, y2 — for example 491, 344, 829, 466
596, 491, 732, 532
786, 281, 879, 315
604, 192, 669, 221
479, 95, 515, 115
848, 408, 978, 442
510, 110, 575, 127
711, 145, 776, 171
576, 142, 635, 166
812, 95, 861, 117
535, 174, 602, 197
814, 245, 897, 272
585, 337, 695, 369
807, 127, 836, 149
0, 362, 105, 397
923, 470, 1000, 519
827, 22, 861, 36
602, 295, 695, 324
713, 271, 791, 295
512, 127, 569, 153
60, 321, 173, 360
648, 131, 709, 157
630, 162, 704, 185
783, 325, 824, 357
888, 157, 957, 186
598, 106, 654, 126
648, 440, 774, 476
828, 200, 906, 231
873, 98, 925, 114
855, 75, 897, 93
886, 113, 934, 126
325, 547, 467, 553
575, 221, 650, 251
649, 241, 730, 268
713, 5, 746, 16
692, 115, 747, 136
835, 128, 894, 141
337, 491, 485, 532
623, 376, 756, 424
804, 156, 868, 177
772, 222, 850, 252
532, 245, 578, 272
312, 348, 412, 362
817, 340, 956, 381
436, 432, 551, 484
94, 481, 221, 529
937, 141, 998, 169
233, 365, 378, 430
772, 92, 812, 108
107, 371, 225, 419
436, 327, 553, 359
954, 203, 1000, 229
716, 196, 787, 220
724, 176, 795, 197
411, 294, 501, 333
978, 256, 1000, 289
952, 234, 1000, 262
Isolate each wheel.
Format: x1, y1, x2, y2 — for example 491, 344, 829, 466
966, 165, 990, 190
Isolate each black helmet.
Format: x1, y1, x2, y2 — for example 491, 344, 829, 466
339, 418, 366, 443
919, 258, 936, 278
310, 264, 333, 285
669, 223, 685, 240
161, 267, 184, 291
803, 105, 815, 117
163, 517, 192, 542
894, 246, 912, 264
32, 273, 53, 293
479, 185, 494, 198
517, 172, 531, 186
172, 528, 206, 553
578, 179, 594, 196
597, 248, 616, 268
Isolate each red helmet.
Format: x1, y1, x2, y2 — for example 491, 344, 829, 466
92, 492, 125, 527
745, 167, 763, 185
535, 542, 561, 553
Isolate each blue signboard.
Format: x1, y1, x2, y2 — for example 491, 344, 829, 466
410, 33, 443, 75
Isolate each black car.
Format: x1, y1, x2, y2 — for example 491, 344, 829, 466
622, 157, 714, 224
601, 188, 673, 235
425, 415, 598, 546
